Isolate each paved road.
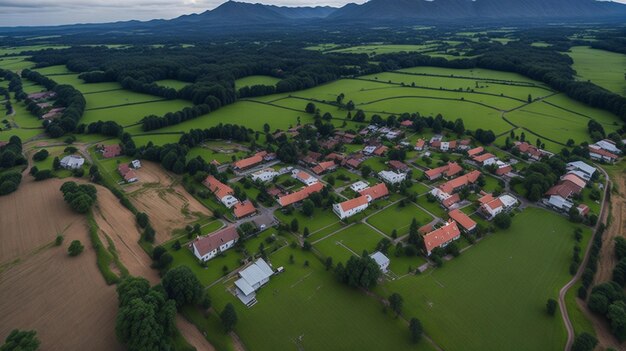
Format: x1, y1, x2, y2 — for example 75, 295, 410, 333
559, 164, 611, 351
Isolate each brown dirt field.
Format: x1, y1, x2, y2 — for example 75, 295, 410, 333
176, 315, 216, 351
125, 162, 211, 244
92, 184, 159, 284
0, 178, 123, 351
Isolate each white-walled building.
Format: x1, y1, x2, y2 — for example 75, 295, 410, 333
378, 170, 407, 184
370, 251, 390, 273
479, 194, 518, 219
60, 155, 85, 170
191, 227, 239, 262
594, 139, 622, 154
235, 258, 274, 307
292, 170, 318, 186
333, 195, 369, 219
131, 160, 142, 169
350, 181, 369, 192
251, 168, 279, 182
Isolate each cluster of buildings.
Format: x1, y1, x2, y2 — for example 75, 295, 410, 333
478, 192, 518, 220
98, 144, 123, 159
430, 170, 482, 210
203, 175, 258, 219
59, 155, 85, 170
118, 160, 141, 183
589, 139, 622, 163
232, 151, 277, 172
333, 183, 389, 219
467, 146, 513, 176
27, 91, 65, 120
427, 135, 473, 153
544, 161, 597, 215
513, 141, 553, 161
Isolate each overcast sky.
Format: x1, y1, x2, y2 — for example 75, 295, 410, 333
1, 0, 625, 27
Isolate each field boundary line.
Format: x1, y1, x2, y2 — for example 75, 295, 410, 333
311, 223, 355, 245
85, 98, 168, 111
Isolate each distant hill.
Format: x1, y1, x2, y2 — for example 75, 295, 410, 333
329, 0, 626, 20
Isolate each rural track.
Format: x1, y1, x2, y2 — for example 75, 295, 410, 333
558, 165, 611, 351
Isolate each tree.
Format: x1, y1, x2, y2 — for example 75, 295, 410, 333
162, 266, 203, 308
571, 332, 597, 351
361, 165, 372, 178
32, 149, 49, 162
305, 102, 316, 114
220, 303, 238, 333
67, 240, 84, 256
493, 213, 511, 229
388, 293, 404, 317
409, 318, 423, 344
0, 330, 40, 351
325, 257, 333, 270
136, 212, 149, 228
302, 199, 314, 217
608, 301, 626, 341
290, 218, 299, 232
546, 298, 557, 316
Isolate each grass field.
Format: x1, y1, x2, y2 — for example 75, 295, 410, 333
376, 208, 591, 351
83, 99, 194, 126
0, 45, 70, 56
568, 46, 626, 96
33, 65, 72, 75
274, 206, 339, 234
314, 223, 386, 263
328, 44, 438, 55
47, 74, 122, 94
367, 202, 434, 236
235, 76, 281, 89
156, 79, 190, 90
85, 89, 166, 109
208, 247, 437, 351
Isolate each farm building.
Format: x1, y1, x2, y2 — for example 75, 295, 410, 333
546, 195, 574, 212
59, 155, 84, 170
423, 221, 461, 256
359, 183, 389, 202
495, 163, 513, 176
479, 194, 518, 220
233, 201, 257, 219
203, 176, 238, 208
277, 182, 324, 207
101, 144, 122, 159
373, 145, 389, 156
593, 139, 622, 154
514, 142, 550, 161
251, 168, 279, 182
577, 204, 590, 217
131, 160, 141, 169
333, 195, 369, 219
233, 151, 267, 171
378, 170, 406, 184
118, 164, 138, 183
235, 258, 274, 307
292, 170, 318, 186
425, 162, 463, 181
438, 170, 481, 194
566, 161, 596, 181
370, 251, 390, 273
191, 226, 239, 262
448, 209, 477, 232
589, 146, 618, 163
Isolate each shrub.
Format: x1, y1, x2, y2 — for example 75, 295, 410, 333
32, 149, 49, 162
55, 235, 64, 246
68, 240, 84, 256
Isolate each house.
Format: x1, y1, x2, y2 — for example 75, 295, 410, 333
566, 161, 596, 181
379, 170, 407, 184
457, 139, 472, 151
235, 258, 274, 307
370, 251, 390, 273
277, 182, 324, 207
131, 160, 142, 169
467, 147, 484, 157
203, 176, 238, 208
547, 195, 574, 212
400, 120, 413, 128
350, 181, 369, 192
495, 164, 513, 176
589, 146, 618, 163
233, 201, 257, 219
414, 139, 426, 151
363, 145, 377, 155
578, 204, 590, 217
373, 145, 389, 156
479, 194, 518, 219
302, 151, 322, 165
438, 170, 481, 194
251, 168, 279, 183
423, 221, 461, 256
27, 91, 56, 101
388, 160, 409, 173
439, 140, 457, 152
545, 179, 583, 200
441, 193, 461, 209
191, 226, 239, 262
448, 209, 477, 233
59, 155, 84, 170
42, 107, 64, 120
593, 139, 622, 154
293, 170, 318, 186
312, 161, 337, 175
514, 142, 547, 161
472, 153, 497, 166
344, 156, 365, 169
359, 183, 389, 202
561, 173, 587, 189
101, 144, 122, 159
333, 195, 369, 219
425, 162, 463, 181
233, 151, 267, 171
118, 164, 138, 183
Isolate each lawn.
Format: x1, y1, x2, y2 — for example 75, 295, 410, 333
414, 196, 447, 219
568, 46, 626, 96
207, 247, 437, 351
47, 74, 123, 94
235, 75, 281, 89
84, 89, 167, 110
33, 65, 72, 75
367, 202, 434, 236
314, 223, 386, 263
397, 66, 543, 85
167, 241, 243, 286
187, 145, 248, 164
376, 208, 592, 351
131, 133, 183, 147
274, 206, 340, 234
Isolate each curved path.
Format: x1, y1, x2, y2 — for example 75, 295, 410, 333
558, 164, 611, 351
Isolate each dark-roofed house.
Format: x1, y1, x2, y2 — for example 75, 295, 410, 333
191, 226, 239, 262
359, 183, 389, 202
389, 160, 409, 173
118, 164, 138, 183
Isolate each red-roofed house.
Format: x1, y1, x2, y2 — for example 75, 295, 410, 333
467, 147, 484, 157
400, 120, 413, 127
293, 170, 318, 186
278, 182, 324, 207
480, 194, 518, 219
233, 151, 267, 171
359, 183, 389, 202
101, 144, 122, 159
442, 193, 461, 209
333, 195, 369, 219
472, 153, 497, 166
448, 209, 477, 232
414, 139, 426, 151
577, 204, 590, 217
233, 201, 257, 219
373, 145, 388, 156
191, 226, 239, 261
425, 162, 463, 181
589, 146, 618, 163
438, 170, 481, 194
204, 176, 238, 208
495, 164, 513, 176
545, 180, 583, 200
118, 164, 138, 183
389, 160, 409, 173
312, 161, 337, 175
561, 173, 586, 189
423, 221, 461, 256
515, 142, 545, 161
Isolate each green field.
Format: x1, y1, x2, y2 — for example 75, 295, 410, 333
156, 79, 191, 90
274, 206, 340, 234
235, 75, 281, 89
208, 247, 436, 351
568, 46, 626, 96
85, 89, 166, 109
33, 65, 72, 75
314, 223, 386, 263
328, 44, 438, 55
376, 208, 591, 351
367, 202, 434, 236
47, 74, 122, 94
0, 57, 35, 70
83, 99, 194, 126
0, 44, 70, 56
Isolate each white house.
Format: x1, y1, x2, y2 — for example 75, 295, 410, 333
235, 258, 274, 307
363, 145, 377, 155
370, 251, 390, 273
292, 170, 318, 186
191, 227, 239, 262
251, 168, 279, 182
333, 195, 369, 219
131, 160, 142, 169
480, 194, 518, 219
566, 161, 596, 181
59, 155, 85, 170
221, 195, 240, 208
350, 181, 369, 192
378, 170, 406, 184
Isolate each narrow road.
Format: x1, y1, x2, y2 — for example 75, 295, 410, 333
559, 164, 611, 351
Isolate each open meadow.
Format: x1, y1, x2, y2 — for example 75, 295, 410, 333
568, 46, 626, 96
